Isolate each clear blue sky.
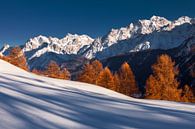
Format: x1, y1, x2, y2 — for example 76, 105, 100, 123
0, 0, 194, 47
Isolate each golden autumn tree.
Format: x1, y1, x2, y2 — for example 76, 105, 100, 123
181, 85, 195, 102
77, 64, 94, 83
145, 54, 181, 101
32, 69, 43, 75
113, 73, 120, 92
45, 61, 60, 78
59, 67, 71, 80
118, 62, 139, 96
7, 46, 28, 71
91, 60, 104, 83
35, 61, 70, 80
77, 60, 103, 84
96, 67, 115, 90
0, 55, 9, 62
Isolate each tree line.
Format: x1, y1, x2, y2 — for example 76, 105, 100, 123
77, 60, 139, 97
1, 46, 194, 102
77, 55, 195, 102
32, 61, 70, 80
0, 46, 70, 80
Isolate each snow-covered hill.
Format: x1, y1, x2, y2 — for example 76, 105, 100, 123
0, 60, 195, 129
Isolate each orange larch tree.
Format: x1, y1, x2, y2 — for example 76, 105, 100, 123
77, 63, 95, 84
145, 54, 181, 101
113, 73, 120, 92
77, 60, 103, 84
32, 69, 42, 75
118, 62, 139, 96
181, 85, 195, 102
7, 46, 28, 71
34, 61, 70, 80
96, 67, 115, 90
45, 61, 60, 78
59, 67, 71, 80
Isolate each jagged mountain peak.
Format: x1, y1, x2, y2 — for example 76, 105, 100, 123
174, 16, 192, 25
150, 15, 167, 20
1, 16, 194, 70
87, 16, 195, 59
21, 33, 94, 62
0, 44, 10, 56
63, 33, 94, 40
103, 16, 189, 46
23, 33, 94, 54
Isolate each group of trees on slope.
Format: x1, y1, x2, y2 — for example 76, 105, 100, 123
77, 55, 195, 102
77, 60, 139, 97
32, 61, 70, 80
0, 46, 28, 71
0, 46, 70, 80
145, 54, 194, 102
0, 47, 194, 102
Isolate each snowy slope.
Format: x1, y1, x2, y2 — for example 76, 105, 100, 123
0, 60, 195, 129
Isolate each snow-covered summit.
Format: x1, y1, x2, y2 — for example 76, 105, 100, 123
1, 16, 195, 69
173, 16, 192, 26
106, 16, 164, 40
102, 15, 193, 45
0, 44, 10, 56
23, 33, 94, 59
82, 16, 195, 59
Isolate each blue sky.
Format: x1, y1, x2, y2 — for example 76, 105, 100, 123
0, 0, 194, 47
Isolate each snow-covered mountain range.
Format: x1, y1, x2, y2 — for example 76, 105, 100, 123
1, 16, 195, 70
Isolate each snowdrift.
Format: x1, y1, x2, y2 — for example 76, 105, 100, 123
0, 60, 195, 129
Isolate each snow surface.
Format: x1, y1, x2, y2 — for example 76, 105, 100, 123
0, 59, 195, 129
